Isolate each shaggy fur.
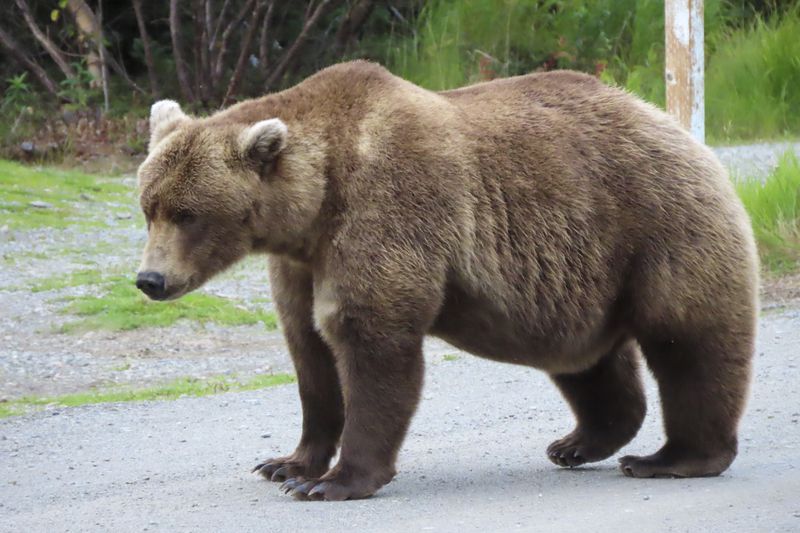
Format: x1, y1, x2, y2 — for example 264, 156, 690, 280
136, 61, 759, 501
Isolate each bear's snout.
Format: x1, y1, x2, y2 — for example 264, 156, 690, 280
136, 271, 166, 300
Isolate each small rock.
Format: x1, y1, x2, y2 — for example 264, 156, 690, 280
62, 109, 78, 125
80, 193, 93, 201
29, 201, 53, 209
115, 212, 132, 220
260, 433, 271, 438
20, 141, 34, 154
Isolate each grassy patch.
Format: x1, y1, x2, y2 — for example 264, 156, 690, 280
0, 373, 295, 419
737, 152, 800, 273
442, 353, 460, 362
29, 269, 104, 293
383, 1, 799, 142
707, 7, 800, 143
0, 159, 134, 230
58, 274, 278, 332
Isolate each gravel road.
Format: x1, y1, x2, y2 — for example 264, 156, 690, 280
714, 141, 800, 180
1, 310, 799, 532
1, 141, 799, 531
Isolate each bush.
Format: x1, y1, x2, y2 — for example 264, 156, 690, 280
706, 6, 800, 142
737, 152, 800, 273
383, 0, 799, 143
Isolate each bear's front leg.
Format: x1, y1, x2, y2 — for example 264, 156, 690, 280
253, 259, 344, 482
282, 316, 425, 501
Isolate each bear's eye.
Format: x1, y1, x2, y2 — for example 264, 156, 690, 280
172, 210, 196, 225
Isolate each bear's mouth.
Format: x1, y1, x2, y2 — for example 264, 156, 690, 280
143, 275, 199, 302
160, 278, 198, 301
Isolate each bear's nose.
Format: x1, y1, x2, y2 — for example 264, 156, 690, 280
136, 271, 166, 299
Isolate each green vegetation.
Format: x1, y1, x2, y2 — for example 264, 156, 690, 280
57, 274, 278, 332
0, 373, 295, 419
707, 7, 800, 142
2, 1, 798, 160
30, 269, 105, 293
737, 152, 800, 273
383, 0, 800, 143
442, 354, 460, 362
0, 159, 134, 230
385, 0, 728, 92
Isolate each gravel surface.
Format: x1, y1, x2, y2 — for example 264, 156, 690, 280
1, 310, 799, 532
714, 141, 800, 180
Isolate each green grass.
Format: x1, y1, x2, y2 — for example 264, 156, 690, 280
737, 152, 800, 273
0, 373, 295, 418
29, 269, 104, 292
383, 0, 800, 143
442, 353, 460, 362
57, 274, 278, 332
707, 7, 800, 143
0, 159, 134, 229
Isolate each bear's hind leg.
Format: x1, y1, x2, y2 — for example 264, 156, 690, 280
548, 339, 646, 468
619, 327, 753, 478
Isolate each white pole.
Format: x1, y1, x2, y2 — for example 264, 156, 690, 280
665, 0, 705, 143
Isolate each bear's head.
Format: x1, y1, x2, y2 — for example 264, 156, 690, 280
135, 100, 325, 300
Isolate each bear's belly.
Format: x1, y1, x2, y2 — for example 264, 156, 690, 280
429, 284, 622, 375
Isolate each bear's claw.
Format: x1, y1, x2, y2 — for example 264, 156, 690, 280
253, 461, 292, 482
253, 453, 331, 482
546, 429, 623, 469
277, 474, 382, 501
291, 480, 318, 499
280, 477, 303, 493
269, 466, 288, 482
548, 448, 584, 468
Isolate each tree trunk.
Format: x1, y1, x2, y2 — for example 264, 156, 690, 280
193, 0, 211, 104
170, 0, 196, 103
200, 0, 213, 100
258, 1, 275, 69
223, 0, 269, 105
334, 0, 375, 51
97, 0, 110, 112
64, 0, 103, 87
64, 0, 145, 96
212, 0, 256, 88
0, 24, 62, 98
209, 0, 232, 52
132, 0, 160, 98
13, 0, 76, 80
265, 0, 342, 90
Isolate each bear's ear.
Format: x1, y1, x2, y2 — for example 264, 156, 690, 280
239, 119, 288, 167
149, 100, 189, 150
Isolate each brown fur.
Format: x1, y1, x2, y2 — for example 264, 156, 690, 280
136, 61, 759, 500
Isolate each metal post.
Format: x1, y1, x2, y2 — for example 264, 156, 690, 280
665, 0, 705, 143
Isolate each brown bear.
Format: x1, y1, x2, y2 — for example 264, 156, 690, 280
135, 60, 758, 501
